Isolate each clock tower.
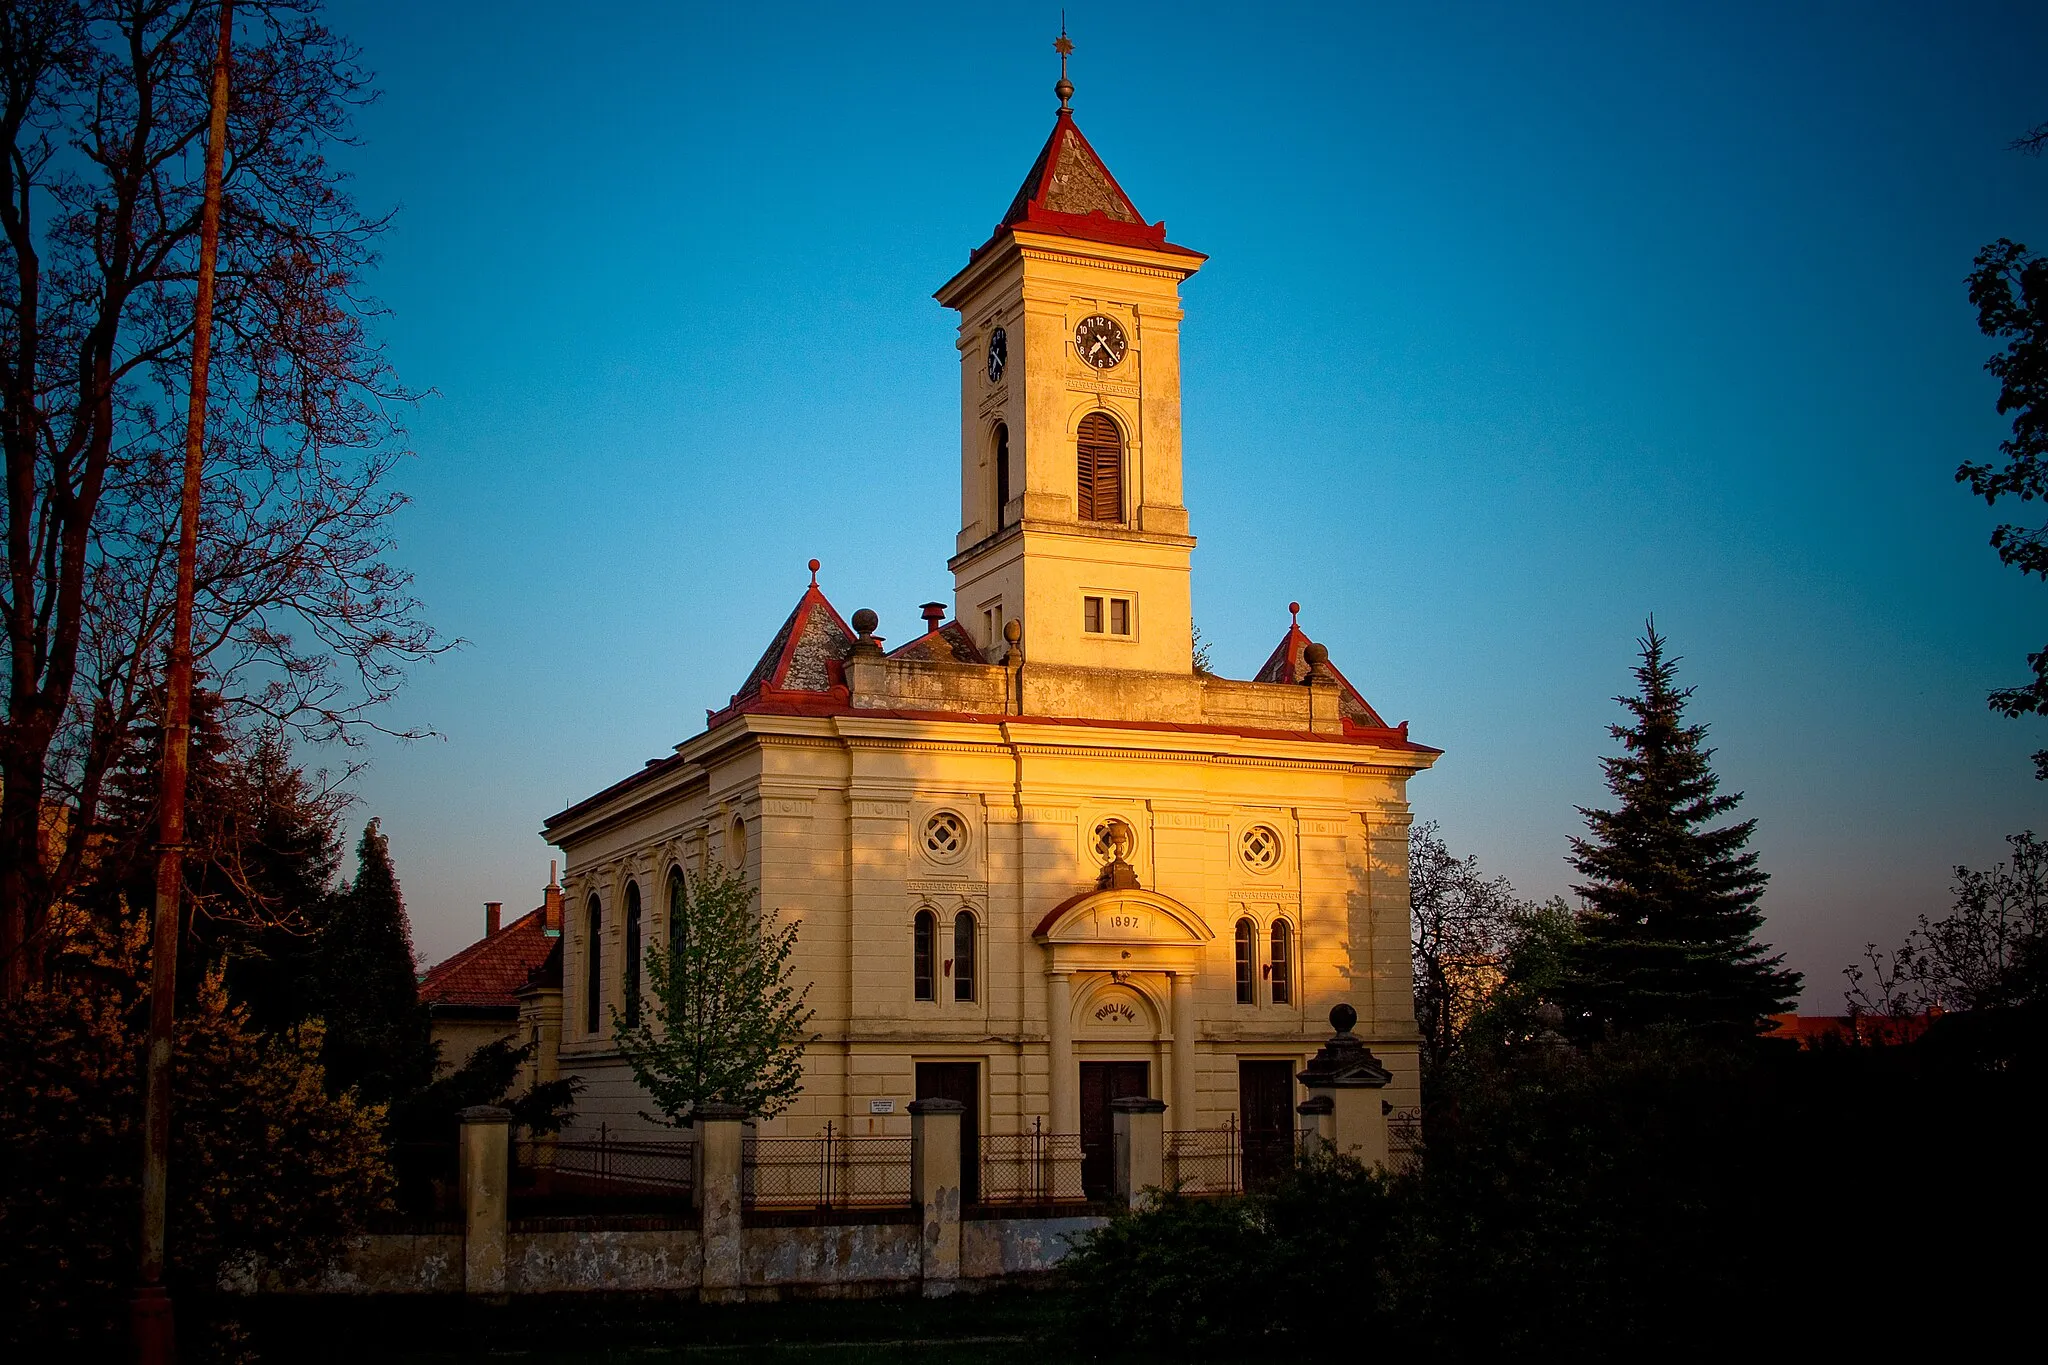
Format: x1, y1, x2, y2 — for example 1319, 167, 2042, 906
935, 57, 1206, 675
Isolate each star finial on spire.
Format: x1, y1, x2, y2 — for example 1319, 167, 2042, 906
1054, 20, 1074, 111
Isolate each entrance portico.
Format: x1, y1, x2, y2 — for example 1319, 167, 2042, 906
1033, 881, 1213, 1132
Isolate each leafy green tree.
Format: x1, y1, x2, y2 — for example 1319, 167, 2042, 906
314, 819, 433, 1104
1961, 238, 2048, 777
0, 916, 390, 1353
1560, 623, 1798, 1035
613, 865, 817, 1122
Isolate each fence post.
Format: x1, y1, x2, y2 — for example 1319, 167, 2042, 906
695, 1103, 747, 1301
1296, 1004, 1392, 1169
1111, 1096, 1166, 1209
457, 1105, 511, 1295
909, 1097, 964, 1296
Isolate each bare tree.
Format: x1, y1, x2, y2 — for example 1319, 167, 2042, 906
1409, 821, 1526, 1077
0, 2, 440, 995
1845, 831, 2048, 1016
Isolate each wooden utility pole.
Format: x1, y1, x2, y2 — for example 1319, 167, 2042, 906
133, 4, 233, 1361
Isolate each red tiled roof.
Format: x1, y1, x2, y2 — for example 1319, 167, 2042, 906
887, 621, 987, 665
707, 572, 857, 728
1766, 1012, 1936, 1048
969, 109, 1204, 264
418, 907, 557, 1013
1253, 608, 1390, 729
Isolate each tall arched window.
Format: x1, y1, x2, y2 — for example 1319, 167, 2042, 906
1269, 919, 1293, 1006
623, 881, 643, 1028
1076, 412, 1123, 523
667, 867, 688, 958
913, 910, 937, 1002
1234, 917, 1257, 1005
584, 893, 603, 1034
953, 910, 977, 1003
993, 423, 1011, 528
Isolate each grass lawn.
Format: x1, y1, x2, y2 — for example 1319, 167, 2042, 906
228, 1287, 1097, 1364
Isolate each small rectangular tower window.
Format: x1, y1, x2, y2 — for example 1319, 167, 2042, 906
1083, 595, 1134, 637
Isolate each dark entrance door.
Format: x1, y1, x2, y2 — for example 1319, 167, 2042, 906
914, 1061, 980, 1205
1079, 1061, 1150, 1200
1239, 1060, 1295, 1189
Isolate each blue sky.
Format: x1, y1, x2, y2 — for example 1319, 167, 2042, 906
320, 1, 2048, 1004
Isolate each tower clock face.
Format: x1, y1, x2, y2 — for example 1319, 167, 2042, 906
1075, 314, 1127, 369
986, 327, 1007, 383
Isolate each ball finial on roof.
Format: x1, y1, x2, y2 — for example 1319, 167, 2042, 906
1054, 27, 1074, 110
1003, 619, 1022, 644
852, 608, 878, 638
1289, 601, 1301, 624
808, 558, 820, 586
1304, 641, 1329, 667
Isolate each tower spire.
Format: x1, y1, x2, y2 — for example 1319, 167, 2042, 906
1054, 21, 1074, 110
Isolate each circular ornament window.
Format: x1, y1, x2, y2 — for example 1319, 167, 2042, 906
728, 816, 748, 867
1091, 817, 1135, 866
1239, 824, 1282, 874
922, 810, 968, 864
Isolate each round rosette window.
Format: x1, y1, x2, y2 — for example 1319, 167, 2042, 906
922, 810, 969, 864
1239, 823, 1282, 874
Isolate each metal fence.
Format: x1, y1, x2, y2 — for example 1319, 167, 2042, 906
512, 1127, 695, 1221
979, 1119, 1086, 1205
1387, 1108, 1424, 1166
742, 1122, 912, 1210
1164, 1121, 1243, 1196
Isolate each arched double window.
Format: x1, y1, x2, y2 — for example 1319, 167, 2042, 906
993, 423, 1011, 529
913, 909, 937, 1002
1234, 917, 1257, 1005
1269, 920, 1293, 1006
1076, 412, 1123, 523
953, 910, 977, 1003
584, 893, 603, 1034
623, 881, 643, 1028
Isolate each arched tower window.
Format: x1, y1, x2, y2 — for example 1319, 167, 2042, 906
913, 910, 937, 1002
623, 881, 643, 1028
1076, 412, 1123, 523
667, 868, 688, 956
1269, 920, 1293, 1005
584, 893, 603, 1035
1234, 917, 1257, 1005
993, 423, 1011, 528
953, 910, 977, 1003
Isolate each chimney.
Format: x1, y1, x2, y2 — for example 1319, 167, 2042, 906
543, 860, 563, 932
919, 601, 946, 632
485, 901, 502, 937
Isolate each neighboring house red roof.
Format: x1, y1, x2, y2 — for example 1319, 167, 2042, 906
1767, 1012, 1936, 1048
418, 907, 558, 1014
969, 108, 1204, 264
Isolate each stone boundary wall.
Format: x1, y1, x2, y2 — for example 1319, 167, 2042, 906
253, 1215, 1104, 1297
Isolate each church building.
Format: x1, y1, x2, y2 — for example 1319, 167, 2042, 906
540, 63, 1438, 1192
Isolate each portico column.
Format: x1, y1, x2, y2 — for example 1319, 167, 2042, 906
1170, 970, 1197, 1128
1047, 970, 1076, 1133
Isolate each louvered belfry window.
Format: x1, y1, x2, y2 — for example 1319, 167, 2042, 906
1076, 412, 1123, 522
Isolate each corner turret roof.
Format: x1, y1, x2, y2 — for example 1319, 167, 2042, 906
1254, 608, 1390, 730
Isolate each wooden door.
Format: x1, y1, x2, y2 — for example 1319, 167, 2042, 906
1238, 1060, 1295, 1189
914, 1061, 980, 1205
1079, 1061, 1150, 1200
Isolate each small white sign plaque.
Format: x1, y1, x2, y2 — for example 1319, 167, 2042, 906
869, 1099, 896, 1115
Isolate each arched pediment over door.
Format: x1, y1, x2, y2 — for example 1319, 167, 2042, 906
1032, 886, 1213, 976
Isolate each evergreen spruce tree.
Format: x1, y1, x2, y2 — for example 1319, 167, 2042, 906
1561, 623, 1799, 1035
315, 820, 433, 1104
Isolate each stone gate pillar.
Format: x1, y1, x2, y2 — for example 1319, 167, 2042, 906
910, 1097, 965, 1296
695, 1103, 746, 1301
458, 1105, 511, 1295
1296, 1004, 1392, 1168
